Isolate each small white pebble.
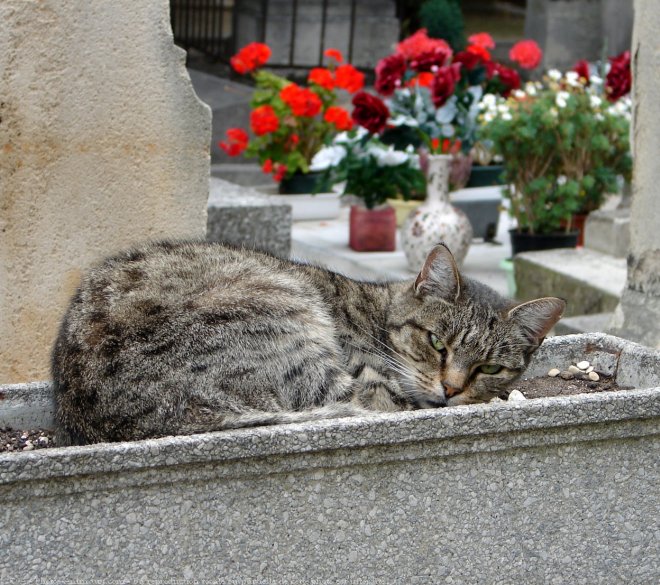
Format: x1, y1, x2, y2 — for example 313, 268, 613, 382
548, 368, 561, 377
568, 365, 581, 374
577, 361, 590, 370
586, 366, 594, 373
508, 389, 527, 402
38, 436, 49, 445
22, 443, 35, 451
588, 371, 600, 381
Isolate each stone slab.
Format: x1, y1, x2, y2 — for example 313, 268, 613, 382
555, 312, 614, 336
584, 208, 631, 258
0, 334, 658, 583
0, 0, 212, 384
514, 248, 626, 317
207, 177, 292, 258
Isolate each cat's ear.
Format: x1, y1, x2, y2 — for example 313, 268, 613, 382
507, 297, 566, 345
414, 243, 461, 302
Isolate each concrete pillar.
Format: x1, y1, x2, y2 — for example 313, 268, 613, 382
608, 0, 660, 348
0, 1, 212, 383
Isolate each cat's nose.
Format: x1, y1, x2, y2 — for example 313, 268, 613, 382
444, 384, 461, 397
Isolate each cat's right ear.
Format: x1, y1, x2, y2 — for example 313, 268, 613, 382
414, 243, 461, 302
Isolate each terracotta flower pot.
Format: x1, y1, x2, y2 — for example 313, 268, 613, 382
349, 205, 396, 252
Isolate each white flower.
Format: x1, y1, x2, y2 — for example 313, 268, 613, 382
556, 91, 570, 108
483, 112, 495, 123
557, 175, 568, 186
501, 112, 513, 121
590, 95, 602, 109
590, 74, 603, 86
497, 104, 510, 114
370, 145, 410, 167
595, 113, 605, 122
565, 71, 580, 87
309, 145, 346, 171
481, 93, 497, 109
524, 82, 538, 96
548, 69, 562, 81
550, 107, 559, 118
512, 89, 526, 100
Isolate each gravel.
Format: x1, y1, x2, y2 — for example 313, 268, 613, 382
0, 428, 56, 453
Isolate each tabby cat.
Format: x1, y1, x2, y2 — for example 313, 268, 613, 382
52, 241, 565, 445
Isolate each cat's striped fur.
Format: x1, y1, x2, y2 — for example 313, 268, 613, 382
52, 240, 565, 445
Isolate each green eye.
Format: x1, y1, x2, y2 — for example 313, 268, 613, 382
429, 333, 445, 352
479, 364, 503, 375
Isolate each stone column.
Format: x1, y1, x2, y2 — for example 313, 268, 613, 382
0, 1, 211, 383
608, 0, 660, 348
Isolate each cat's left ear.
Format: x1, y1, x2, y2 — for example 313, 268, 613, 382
507, 297, 566, 345
414, 243, 461, 302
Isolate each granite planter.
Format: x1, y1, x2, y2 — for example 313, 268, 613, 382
1, 333, 658, 583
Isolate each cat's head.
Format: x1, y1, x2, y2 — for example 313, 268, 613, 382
388, 244, 565, 407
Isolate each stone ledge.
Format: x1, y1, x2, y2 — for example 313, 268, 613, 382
514, 248, 626, 316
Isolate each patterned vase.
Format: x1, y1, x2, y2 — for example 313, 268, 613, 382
400, 154, 473, 271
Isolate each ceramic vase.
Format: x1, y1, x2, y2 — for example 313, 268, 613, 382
400, 154, 473, 271
349, 204, 397, 252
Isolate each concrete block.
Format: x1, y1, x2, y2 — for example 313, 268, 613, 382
0, 0, 211, 384
554, 312, 613, 336
584, 208, 630, 258
207, 178, 292, 258
514, 248, 625, 316
0, 334, 658, 582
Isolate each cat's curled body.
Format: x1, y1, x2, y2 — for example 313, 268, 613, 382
52, 240, 565, 445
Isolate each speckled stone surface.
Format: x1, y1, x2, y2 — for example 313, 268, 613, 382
207, 177, 292, 258
1, 334, 658, 583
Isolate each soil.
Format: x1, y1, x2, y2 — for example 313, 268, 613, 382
0, 374, 633, 454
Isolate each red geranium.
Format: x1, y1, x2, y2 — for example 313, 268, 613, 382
273, 164, 287, 182
375, 54, 407, 96
431, 63, 462, 107
324, 106, 353, 131
308, 67, 335, 90
453, 49, 484, 71
334, 64, 365, 93
262, 159, 273, 174
250, 105, 279, 135
280, 84, 323, 117
351, 91, 390, 134
324, 48, 344, 63
218, 128, 249, 156
396, 29, 452, 61
409, 46, 452, 72
230, 42, 271, 74
408, 72, 435, 88
466, 44, 491, 63
468, 32, 495, 50
509, 40, 543, 70
486, 62, 521, 97
605, 50, 631, 102
573, 60, 591, 84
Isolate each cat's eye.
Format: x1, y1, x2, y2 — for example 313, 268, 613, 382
429, 333, 445, 352
479, 364, 503, 375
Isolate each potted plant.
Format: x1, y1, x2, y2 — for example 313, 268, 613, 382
368, 29, 542, 237
312, 94, 425, 252
478, 63, 632, 254
218, 43, 365, 218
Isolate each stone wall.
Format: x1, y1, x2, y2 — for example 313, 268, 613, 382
0, 0, 212, 383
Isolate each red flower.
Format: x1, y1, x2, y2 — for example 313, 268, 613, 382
324, 48, 344, 63
409, 46, 452, 72
230, 42, 271, 74
509, 40, 543, 70
335, 64, 365, 93
375, 54, 407, 96
273, 164, 287, 182
431, 63, 462, 107
573, 60, 591, 84
605, 50, 631, 102
466, 44, 491, 62
486, 62, 521, 97
250, 105, 279, 135
262, 159, 274, 174
351, 91, 390, 134
396, 29, 453, 61
280, 84, 323, 117
308, 67, 335, 90
289, 134, 300, 146
408, 72, 435, 88
453, 50, 482, 71
468, 32, 495, 50
431, 138, 462, 155
324, 106, 354, 131
218, 128, 249, 156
